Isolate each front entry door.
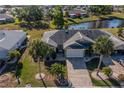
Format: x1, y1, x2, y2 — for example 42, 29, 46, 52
56, 45, 64, 53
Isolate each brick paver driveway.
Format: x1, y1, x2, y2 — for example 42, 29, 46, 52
66, 58, 92, 88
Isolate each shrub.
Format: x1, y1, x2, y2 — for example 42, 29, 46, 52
50, 51, 56, 60
49, 63, 66, 77
102, 67, 112, 76
9, 50, 21, 59
42, 22, 49, 29
118, 74, 124, 81
20, 21, 49, 29
34, 21, 49, 29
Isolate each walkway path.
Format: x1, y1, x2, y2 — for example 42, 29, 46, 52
66, 58, 92, 88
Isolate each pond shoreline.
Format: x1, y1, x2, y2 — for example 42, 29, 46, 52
68, 17, 124, 30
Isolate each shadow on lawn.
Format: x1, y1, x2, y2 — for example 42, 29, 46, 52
97, 73, 121, 88
97, 73, 111, 87
1, 48, 26, 75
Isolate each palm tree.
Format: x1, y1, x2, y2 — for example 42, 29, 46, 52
92, 36, 114, 75
29, 39, 54, 87
50, 63, 66, 80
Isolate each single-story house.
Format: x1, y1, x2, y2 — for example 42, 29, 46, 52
0, 30, 27, 60
69, 10, 88, 18
0, 14, 14, 23
42, 30, 124, 58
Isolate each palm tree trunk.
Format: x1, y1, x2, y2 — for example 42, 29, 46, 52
38, 57, 47, 88
97, 55, 103, 75
38, 57, 42, 78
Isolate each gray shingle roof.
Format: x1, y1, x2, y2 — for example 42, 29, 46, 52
42, 29, 124, 50
67, 41, 92, 49
50, 30, 109, 45
0, 30, 26, 50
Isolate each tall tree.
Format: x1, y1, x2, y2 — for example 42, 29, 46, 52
92, 36, 114, 75
89, 5, 113, 16
52, 6, 64, 29
63, 10, 69, 17
29, 39, 54, 59
13, 6, 43, 23
29, 39, 54, 87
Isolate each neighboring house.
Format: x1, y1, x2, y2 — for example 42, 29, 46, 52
113, 5, 124, 13
42, 30, 124, 58
0, 30, 27, 60
0, 14, 14, 23
68, 9, 88, 18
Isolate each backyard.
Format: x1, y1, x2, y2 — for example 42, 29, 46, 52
63, 12, 124, 26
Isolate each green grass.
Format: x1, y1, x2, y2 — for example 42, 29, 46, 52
110, 12, 124, 19
1, 13, 124, 87
63, 12, 124, 27
0, 23, 21, 30
94, 27, 124, 40
91, 77, 112, 87
64, 16, 99, 26
86, 58, 120, 87
91, 77, 120, 87
96, 28, 120, 36
18, 51, 56, 87
0, 23, 56, 87
27, 29, 50, 40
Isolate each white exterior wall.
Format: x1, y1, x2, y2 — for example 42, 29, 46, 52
66, 49, 85, 58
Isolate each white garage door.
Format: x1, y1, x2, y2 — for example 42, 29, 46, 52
66, 49, 85, 58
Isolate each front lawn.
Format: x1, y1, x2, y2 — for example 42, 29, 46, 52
18, 49, 56, 87
91, 77, 120, 87
86, 58, 120, 87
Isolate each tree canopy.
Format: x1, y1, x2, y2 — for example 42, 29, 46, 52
92, 36, 114, 56
51, 6, 64, 29
29, 39, 54, 59
89, 5, 113, 16
13, 6, 43, 22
